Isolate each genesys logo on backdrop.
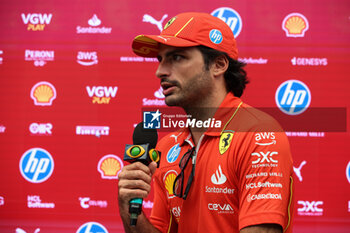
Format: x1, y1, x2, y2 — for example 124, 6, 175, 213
76, 125, 110, 137
77, 14, 112, 34
86, 86, 118, 104
291, 57, 328, 66
77, 51, 98, 66
275, 80, 311, 115
211, 7, 242, 38
142, 87, 166, 106
29, 123, 52, 136
31, 81, 57, 106
19, 148, 54, 183
282, 13, 309, 37
79, 197, 107, 209
97, 154, 124, 179
76, 222, 108, 233
21, 13, 52, 31
25, 49, 54, 66
27, 195, 55, 209
298, 200, 323, 216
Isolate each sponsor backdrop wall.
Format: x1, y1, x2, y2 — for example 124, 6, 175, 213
0, 0, 349, 232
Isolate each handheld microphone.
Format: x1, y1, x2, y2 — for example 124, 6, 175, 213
123, 122, 161, 226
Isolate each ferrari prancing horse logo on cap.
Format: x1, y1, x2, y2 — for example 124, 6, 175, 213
219, 131, 234, 155
164, 17, 176, 30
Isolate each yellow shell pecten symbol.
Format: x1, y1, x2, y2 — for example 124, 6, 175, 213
283, 13, 309, 37
31, 81, 56, 106
164, 171, 177, 197
285, 16, 306, 34
101, 157, 121, 176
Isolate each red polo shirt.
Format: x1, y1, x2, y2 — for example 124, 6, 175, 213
150, 93, 294, 233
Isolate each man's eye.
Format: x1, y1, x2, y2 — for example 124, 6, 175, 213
173, 54, 183, 61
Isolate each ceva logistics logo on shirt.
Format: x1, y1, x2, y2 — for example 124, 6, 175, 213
19, 148, 54, 183
275, 80, 311, 115
211, 7, 242, 38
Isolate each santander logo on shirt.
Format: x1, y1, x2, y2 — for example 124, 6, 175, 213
211, 165, 227, 185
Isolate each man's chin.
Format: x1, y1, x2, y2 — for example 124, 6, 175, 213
164, 95, 180, 107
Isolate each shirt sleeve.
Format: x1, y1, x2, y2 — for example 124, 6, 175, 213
236, 128, 294, 232
148, 168, 173, 233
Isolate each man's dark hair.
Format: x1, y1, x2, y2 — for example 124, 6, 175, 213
197, 46, 249, 97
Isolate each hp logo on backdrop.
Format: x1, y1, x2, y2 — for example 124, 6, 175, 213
76, 222, 108, 233
19, 148, 54, 183
211, 7, 242, 38
275, 80, 311, 115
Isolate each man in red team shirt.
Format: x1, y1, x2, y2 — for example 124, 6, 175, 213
118, 12, 294, 233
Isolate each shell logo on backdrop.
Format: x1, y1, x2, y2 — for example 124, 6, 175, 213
163, 170, 178, 198
30, 81, 57, 106
282, 13, 309, 37
97, 154, 123, 179
211, 7, 243, 38
21, 13, 53, 31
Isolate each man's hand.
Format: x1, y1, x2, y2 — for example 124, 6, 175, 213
117, 161, 160, 233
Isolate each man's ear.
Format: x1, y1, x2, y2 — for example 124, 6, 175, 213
211, 55, 229, 77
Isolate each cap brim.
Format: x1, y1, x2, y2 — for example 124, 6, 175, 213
132, 34, 199, 57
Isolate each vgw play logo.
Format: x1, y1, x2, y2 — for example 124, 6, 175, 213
275, 80, 311, 115
211, 7, 242, 38
19, 148, 54, 183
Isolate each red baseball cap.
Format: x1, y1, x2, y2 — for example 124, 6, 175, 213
132, 12, 238, 60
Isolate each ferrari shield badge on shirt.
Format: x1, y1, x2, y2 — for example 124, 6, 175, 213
219, 131, 234, 155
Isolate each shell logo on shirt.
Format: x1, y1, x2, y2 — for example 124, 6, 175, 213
163, 170, 178, 198
219, 132, 234, 155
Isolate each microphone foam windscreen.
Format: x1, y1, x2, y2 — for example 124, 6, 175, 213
132, 122, 158, 149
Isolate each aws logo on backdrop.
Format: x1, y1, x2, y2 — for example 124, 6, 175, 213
275, 80, 311, 115
19, 148, 54, 183
86, 86, 118, 104
77, 51, 98, 66
211, 7, 242, 38
21, 13, 52, 31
